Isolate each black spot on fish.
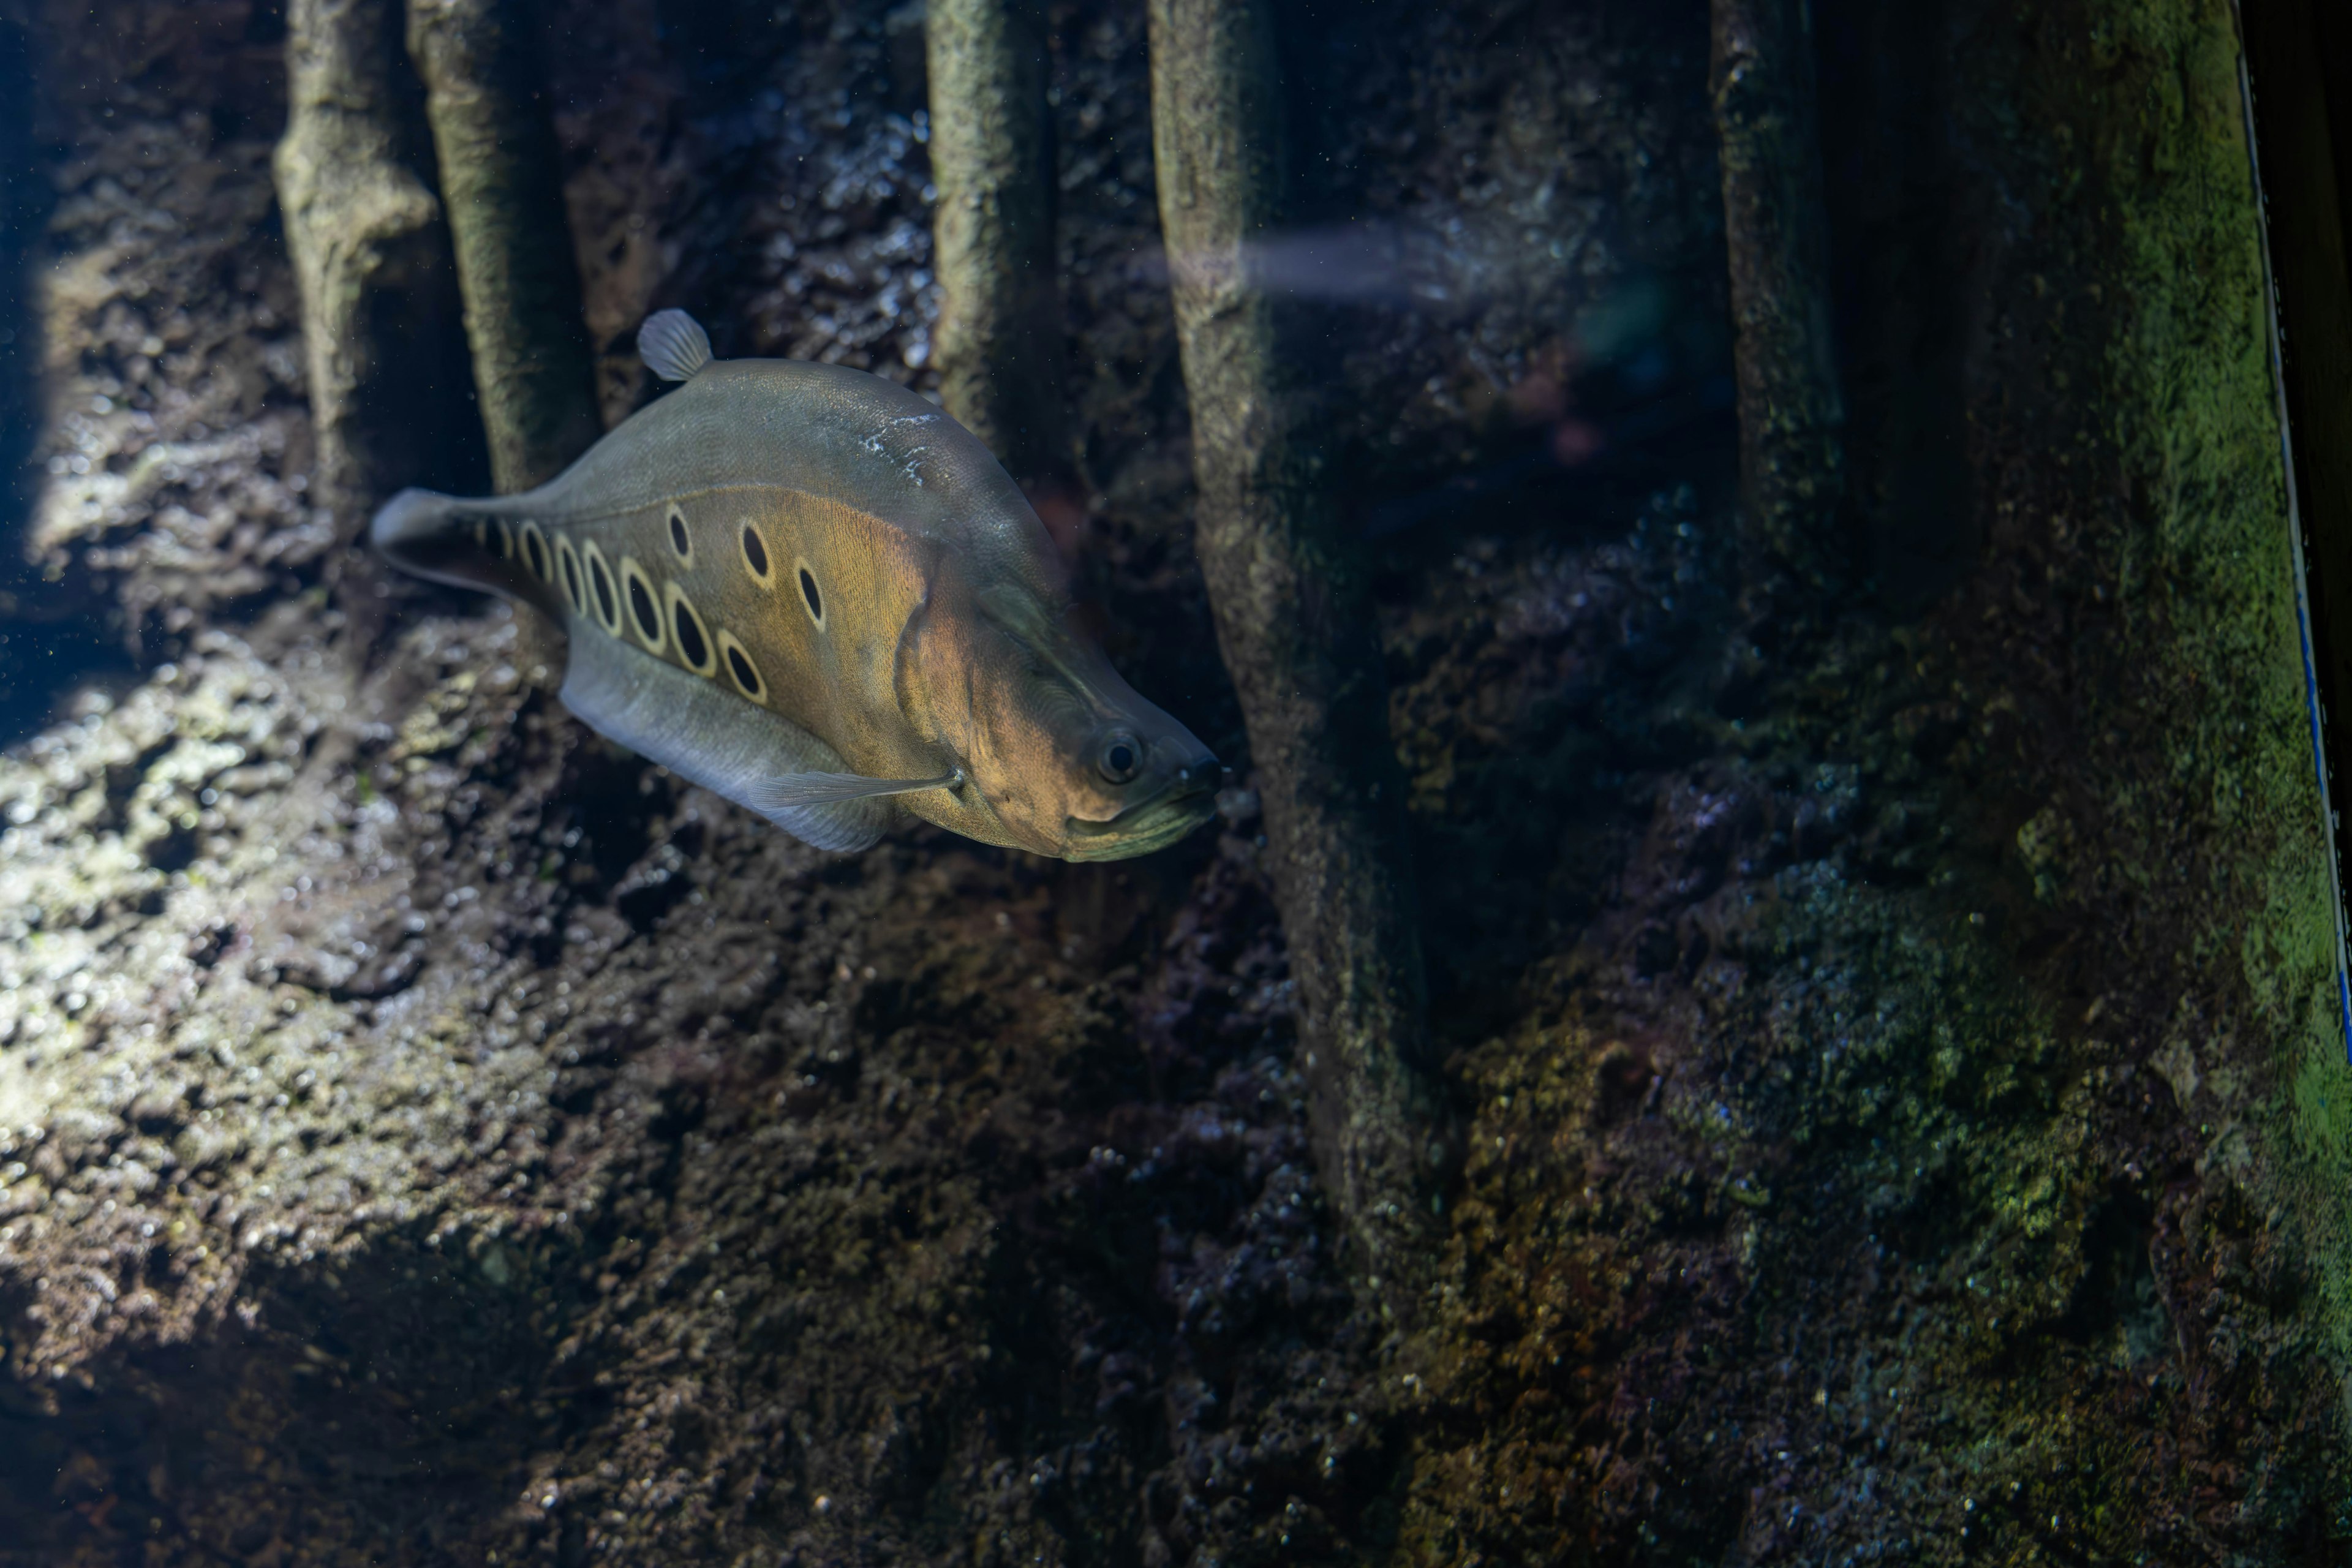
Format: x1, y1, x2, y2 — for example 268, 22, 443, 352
590, 552, 618, 627
800, 567, 823, 624
741, 524, 769, 579
559, 543, 581, 611
492, 519, 513, 561
725, 641, 763, 698
668, 508, 692, 561
671, 591, 711, 671
524, 526, 548, 580
625, 561, 663, 646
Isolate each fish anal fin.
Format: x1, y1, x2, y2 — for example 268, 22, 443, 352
559, 624, 894, 853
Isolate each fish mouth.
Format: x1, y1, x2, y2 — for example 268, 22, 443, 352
1063, 780, 1218, 861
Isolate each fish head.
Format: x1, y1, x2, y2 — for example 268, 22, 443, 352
901, 576, 1222, 861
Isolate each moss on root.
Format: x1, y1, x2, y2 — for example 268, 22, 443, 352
1395, 0, 2352, 1559
2071, 0, 2352, 1374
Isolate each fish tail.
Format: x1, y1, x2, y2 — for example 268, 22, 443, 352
370, 487, 459, 575
369, 486, 540, 605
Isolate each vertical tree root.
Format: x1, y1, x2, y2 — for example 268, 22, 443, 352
0, 10, 39, 563
274, 0, 456, 535
1711, 0, 1845, 583
408, 0, 601, 492
1147, 0, 1451, 1311
925, 0, 1069, 494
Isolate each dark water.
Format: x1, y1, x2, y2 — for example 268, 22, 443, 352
1, 1, 2350, 1564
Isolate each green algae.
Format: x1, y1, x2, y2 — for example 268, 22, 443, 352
1393, 1, 2352, 1557
2062, 0, 2352, 1379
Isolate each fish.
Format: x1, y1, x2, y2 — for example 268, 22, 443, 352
370, 309, 1221, 862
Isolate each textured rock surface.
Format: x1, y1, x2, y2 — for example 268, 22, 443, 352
1, 0, 2347, 1564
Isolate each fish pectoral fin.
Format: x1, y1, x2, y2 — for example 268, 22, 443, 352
747, 769, 960, 809
639, 309, 714, 383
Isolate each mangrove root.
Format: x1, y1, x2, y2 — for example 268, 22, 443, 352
408, 0, 601, 492
925, 0, 1070, 492
1147, 0, 1452, 1310
274, 0, 465, 536
1711, 0, 1845, 583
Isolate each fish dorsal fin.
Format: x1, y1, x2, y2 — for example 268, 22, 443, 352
747, 770, 960, 810
639, 309, 714, 383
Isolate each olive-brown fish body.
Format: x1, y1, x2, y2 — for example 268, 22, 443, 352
373, 316, 1219, 861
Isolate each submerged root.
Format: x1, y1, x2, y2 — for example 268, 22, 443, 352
408, 0, 602, 493
1147, 0, 1453, 1314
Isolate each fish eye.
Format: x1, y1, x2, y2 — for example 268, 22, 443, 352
1096, 731, 1142, 784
